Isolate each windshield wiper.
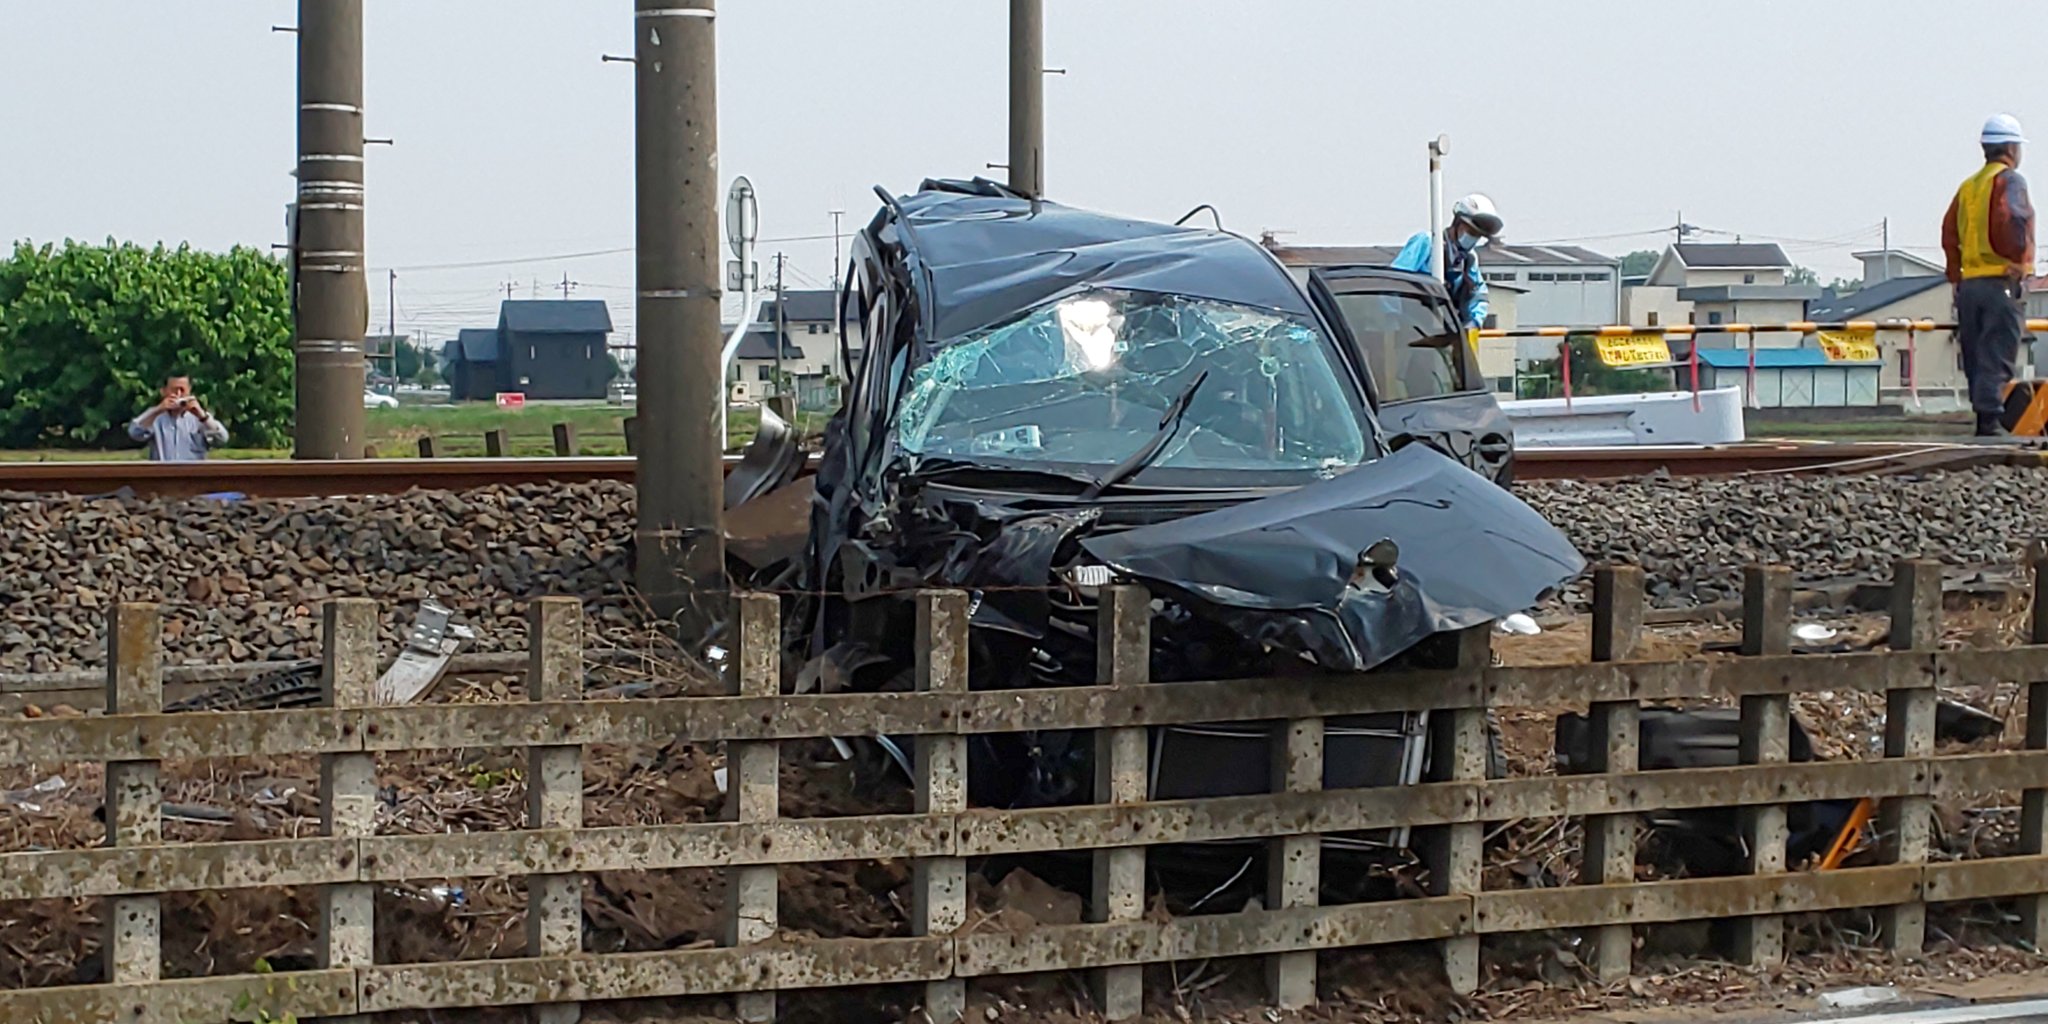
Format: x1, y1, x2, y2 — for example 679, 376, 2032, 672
1079, 370, 1210, 501
907, 456, 1101, 489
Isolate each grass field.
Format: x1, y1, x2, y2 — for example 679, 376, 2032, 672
0, 401, 831, 462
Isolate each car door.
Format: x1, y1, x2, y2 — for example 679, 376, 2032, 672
1307, 266, 1516, 485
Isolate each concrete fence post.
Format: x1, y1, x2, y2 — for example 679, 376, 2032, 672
1731, 565, 1792, 966
1880, 559, 1940, 952
726, 593, 782, 1023
2023, 553, 2048, 944
526, 597, 586, 1024
1091, 586, 1150, 1020
914, 591, 969, 1022
319, 599, 379, 1007
104, 603, 164, 985
1585, 565, 1643, 982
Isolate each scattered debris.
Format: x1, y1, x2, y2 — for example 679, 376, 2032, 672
1792, 622, 1840, 644
1821, 984, 1903, 1008
1498, 612, 1543, 636
0, 775, 66, 813
373, 599, 475, 705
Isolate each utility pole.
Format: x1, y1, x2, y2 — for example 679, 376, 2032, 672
385, 268, 398, 385
1008, 0, 1044, 197
293, 0, 368, 459
559, 273, 579, 298
772, 253, 787, 398
635, 0, 725, 638
1881, 216, 1890, 281
829, 210, 845, 293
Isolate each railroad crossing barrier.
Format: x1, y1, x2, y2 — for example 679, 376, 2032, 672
1482, 318, 2048, 410
5, 564, 2048, 1021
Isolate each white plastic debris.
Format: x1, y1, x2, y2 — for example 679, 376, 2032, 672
713, 766, 729, 795
1497, 613, 1542, 636
1792, 622, 1840, 643
1820, 986, 1901, 1009
0, 776, 67, 814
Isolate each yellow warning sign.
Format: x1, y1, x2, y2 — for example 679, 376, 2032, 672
1594, 332, 1673, 367
1818, 330, 1880, 361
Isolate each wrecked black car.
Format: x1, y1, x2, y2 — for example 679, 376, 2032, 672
788, 178, 1583, 885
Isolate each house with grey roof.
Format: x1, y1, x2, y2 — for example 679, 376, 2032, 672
1262, 239, 1620, 329
495, 300, 617, 400
439, 300, 618, 402
730, 290, 857, 407
1637, 243, 1819, 349
441, 328, 503, 401
1810, 254, 1971, 410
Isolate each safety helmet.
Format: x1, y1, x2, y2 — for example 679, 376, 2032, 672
1983, 113, 2028, 146
1452, 193, 1505, 239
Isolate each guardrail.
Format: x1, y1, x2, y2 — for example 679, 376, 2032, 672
1, 565, 2046, 1020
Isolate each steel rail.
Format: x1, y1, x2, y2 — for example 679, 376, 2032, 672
6, 440, 2046, 499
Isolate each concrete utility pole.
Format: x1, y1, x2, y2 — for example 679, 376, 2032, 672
634, 0, 725, 636
293, 0, 369, 459
1008, 0, 1044, 197
772, 252, 787, 397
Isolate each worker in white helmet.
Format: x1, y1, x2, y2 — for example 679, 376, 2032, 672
1392, 193, 1505, 329
1943, 113, 2036, 436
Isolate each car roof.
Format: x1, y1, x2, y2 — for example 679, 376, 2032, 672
875, 180, 1315, 342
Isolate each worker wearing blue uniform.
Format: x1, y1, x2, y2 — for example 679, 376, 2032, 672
1391, 193, 1506, 330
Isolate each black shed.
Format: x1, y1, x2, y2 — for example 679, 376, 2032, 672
442, 329, 504, 401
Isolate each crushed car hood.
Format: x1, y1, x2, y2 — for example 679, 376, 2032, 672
1079, 445, 1584, 672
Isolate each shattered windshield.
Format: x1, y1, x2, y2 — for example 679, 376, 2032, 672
895, 290, 1369, 479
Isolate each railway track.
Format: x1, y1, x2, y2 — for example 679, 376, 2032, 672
2, 441, 2045, 499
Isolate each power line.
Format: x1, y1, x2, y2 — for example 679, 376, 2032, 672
373, 231, 845, 275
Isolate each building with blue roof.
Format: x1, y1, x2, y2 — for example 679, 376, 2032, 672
1690, 345, 1881, 408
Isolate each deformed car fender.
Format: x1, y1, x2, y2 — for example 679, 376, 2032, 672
1078, 444, 1584, 673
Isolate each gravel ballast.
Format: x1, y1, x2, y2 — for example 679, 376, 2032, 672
0, 466, 2039, 672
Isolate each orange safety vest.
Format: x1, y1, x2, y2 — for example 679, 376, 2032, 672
1955, 161, 2035, 278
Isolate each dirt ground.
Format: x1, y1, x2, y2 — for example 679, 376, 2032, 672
2, 595, 2047, 1022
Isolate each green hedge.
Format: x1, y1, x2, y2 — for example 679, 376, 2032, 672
0, 240, 295, 449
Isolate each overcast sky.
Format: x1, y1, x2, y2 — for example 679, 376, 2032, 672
6, 1, 2044, 344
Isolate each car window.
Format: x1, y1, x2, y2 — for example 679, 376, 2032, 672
893, 289, 1368, 477
1330, 291, 1473, 402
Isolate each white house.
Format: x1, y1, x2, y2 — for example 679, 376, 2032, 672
1472, 245, 1621, 326
728, 291, 859, 408
1263, 238, 1618, 328
1852, 248, 1945, 285
1643, 243, 1819, 348
1261, 238, 1609, 373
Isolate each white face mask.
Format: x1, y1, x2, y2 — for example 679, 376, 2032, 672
1454, 230, 1482, 253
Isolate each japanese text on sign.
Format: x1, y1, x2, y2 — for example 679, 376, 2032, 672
1817, 330, 1880, 361
1594, 333, 1672, 367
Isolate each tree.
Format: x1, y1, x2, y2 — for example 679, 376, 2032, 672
1520, 336, 1672, 398
0, 240, 294, 449
392, 336, 434, 382
1827, 277, 1863, 295
1618, 250, 1660, 278
1787, 265, 1819, 286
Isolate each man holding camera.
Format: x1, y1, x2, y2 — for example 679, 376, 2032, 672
128, 373, 228, 461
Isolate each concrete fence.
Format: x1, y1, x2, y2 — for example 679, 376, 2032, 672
3, 562, 2048, 1022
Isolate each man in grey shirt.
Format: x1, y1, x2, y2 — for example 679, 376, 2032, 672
128, 373, 229, 461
